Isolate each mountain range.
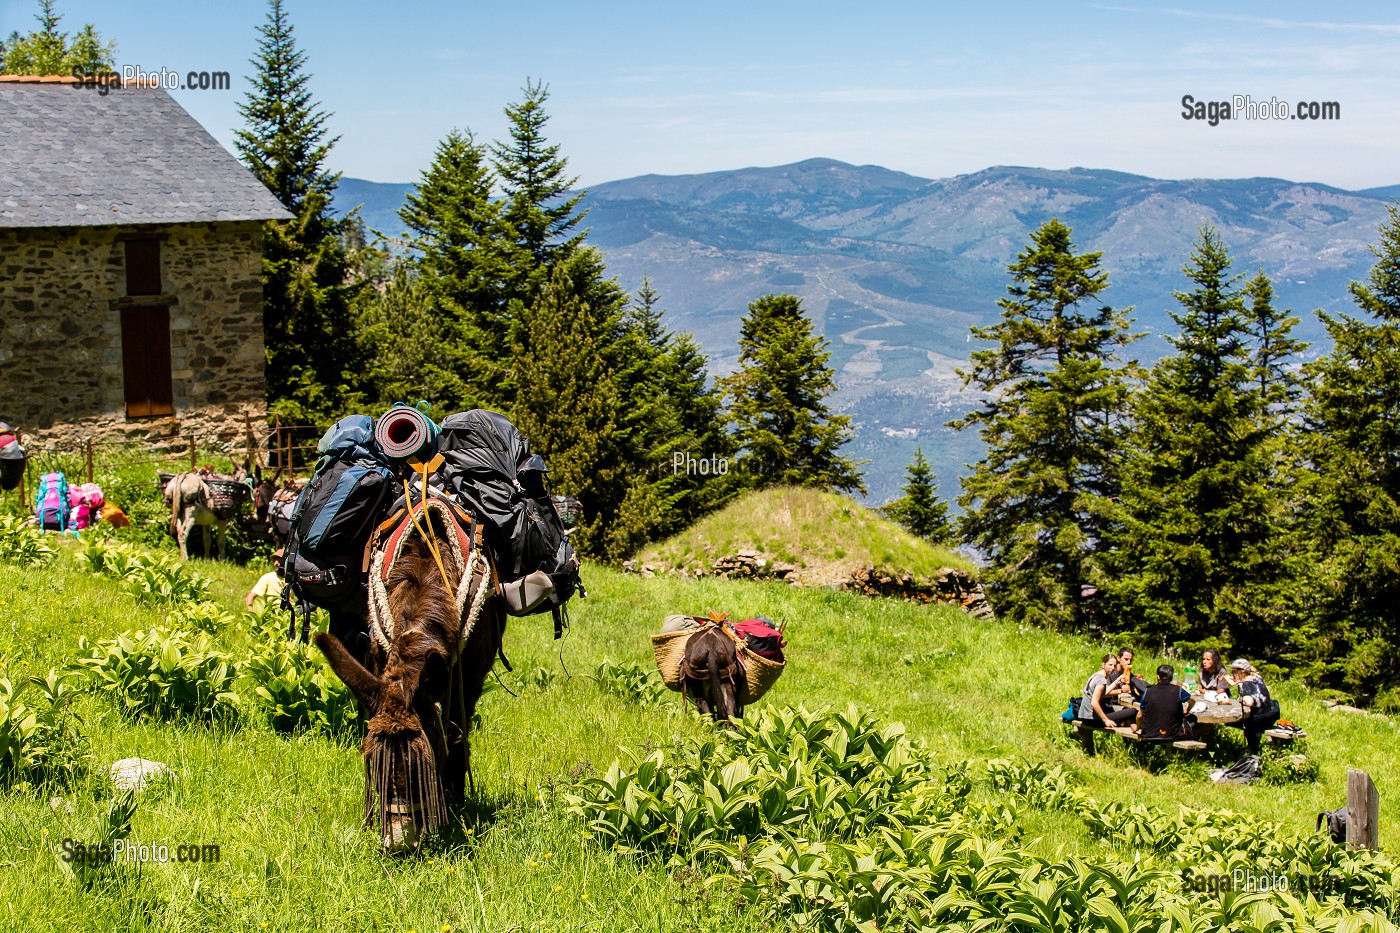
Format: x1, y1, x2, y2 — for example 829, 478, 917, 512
333, 161, 1399, 505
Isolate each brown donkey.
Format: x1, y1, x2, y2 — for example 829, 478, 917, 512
681, 625, 742, 725
315, 499, 500, 852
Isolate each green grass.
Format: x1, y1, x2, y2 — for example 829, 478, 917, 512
1, 532, 1397, 930
635, 486, 973, 583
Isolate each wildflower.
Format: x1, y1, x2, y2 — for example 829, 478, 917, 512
543, 852, 552, 859
530, 861, 538, 868
443, 926, 452, 932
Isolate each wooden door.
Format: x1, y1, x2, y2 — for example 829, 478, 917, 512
120, 306, 174, 417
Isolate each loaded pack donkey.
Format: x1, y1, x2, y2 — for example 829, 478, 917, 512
314, 493, 502, 852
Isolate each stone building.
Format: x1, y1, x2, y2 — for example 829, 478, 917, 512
0, 76, 291, 445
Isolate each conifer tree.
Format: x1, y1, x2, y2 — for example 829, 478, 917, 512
1296, 205, 1400, 702
721, 294, 865, 495
235, 0, 364, 423
884, 447, 951, 541
1, 0, 114, 75
1111, 228, 1281, 651
1242, 270, 1306, 418
510, 248, 630, 558
492, 79, 586, 273
396, 129, 514, 409
952, 218, 1136, 631
602, 278, 735, 556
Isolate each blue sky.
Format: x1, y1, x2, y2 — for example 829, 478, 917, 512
5, 0, 1398, 188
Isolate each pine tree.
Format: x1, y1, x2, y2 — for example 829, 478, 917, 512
721, 294, 865, 495
1111, 228, 1281, 651
952, 218, 1136, 631
884, 447, 951, 541
510, 248, 631, 558
1242, 270, 1306, 418
491, 79, 587, 273
1, 0, 114, 75
396, 128, 515, 409
235, 0, 364, 424
602, 278, 735, 556
1296, 205, 1400, 703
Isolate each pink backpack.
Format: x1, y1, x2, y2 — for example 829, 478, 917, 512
68, 484, 106, 530
34, 472, 70, 531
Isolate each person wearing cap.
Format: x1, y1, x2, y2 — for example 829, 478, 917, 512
1227, 658, 1281, 753
246, 549, 286, 611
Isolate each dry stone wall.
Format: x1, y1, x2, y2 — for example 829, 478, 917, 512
0, 221, 267, 445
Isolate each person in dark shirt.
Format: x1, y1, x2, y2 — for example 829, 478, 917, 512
1137, 664, 1195, 740
1228, 659, 1281, 752
1198, 648, 1231, 694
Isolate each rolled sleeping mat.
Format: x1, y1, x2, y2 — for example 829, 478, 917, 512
374, 401, 440, 462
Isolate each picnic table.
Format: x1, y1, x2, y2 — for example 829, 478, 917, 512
1119, 692, 1245, 725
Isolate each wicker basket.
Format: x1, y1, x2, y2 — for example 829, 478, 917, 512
158, 472, 251, 521
651, 629, 692, 691
738, 646, 785, 705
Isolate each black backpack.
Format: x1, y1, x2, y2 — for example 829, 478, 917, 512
1317, 807, 1348, 844
437, 410, 582, 635
281, 416, 396, 633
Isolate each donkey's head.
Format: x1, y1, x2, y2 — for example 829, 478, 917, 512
315, 524, 464, 852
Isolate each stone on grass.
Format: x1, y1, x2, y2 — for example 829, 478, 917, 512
110, 757, 172, 792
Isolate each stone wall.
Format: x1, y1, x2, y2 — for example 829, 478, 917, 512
0, 221, 267, 445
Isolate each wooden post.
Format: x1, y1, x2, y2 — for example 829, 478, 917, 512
84, 437, 95, 485
188, 434, 198, 471
1347, 768, 1380, 850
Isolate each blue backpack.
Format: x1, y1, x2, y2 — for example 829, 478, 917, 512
281, 416, 396, 632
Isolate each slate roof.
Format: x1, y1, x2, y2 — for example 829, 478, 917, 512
0, 78, 293, 227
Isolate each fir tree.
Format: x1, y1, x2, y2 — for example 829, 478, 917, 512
1111, 228, 1282, 652
721, 294, 865, 495
952, 218, 1136, 631
1242, 270, 1306, 418
510, 248, 630, 559
492, 79, 587, 273
1, 0, 114, 75
1296, 205, 1400, 702
396, 128, 515, 409
884, 447, 951, 541
235, 0, 364, 423
603, 278, 735, 556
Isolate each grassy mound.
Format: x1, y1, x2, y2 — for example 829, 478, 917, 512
634, 485, 973, 584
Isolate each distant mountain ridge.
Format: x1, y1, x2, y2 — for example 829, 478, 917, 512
333, 160, 1399, 503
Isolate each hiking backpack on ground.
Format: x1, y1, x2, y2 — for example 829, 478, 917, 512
34, 472, 70, 532
281, 415, 396, 622
437, 409, 582, 634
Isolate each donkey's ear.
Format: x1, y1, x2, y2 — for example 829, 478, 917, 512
314, 632, 380, 708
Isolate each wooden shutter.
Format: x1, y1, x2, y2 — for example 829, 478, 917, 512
121, 306, 174, 417
124, 239, 162, 296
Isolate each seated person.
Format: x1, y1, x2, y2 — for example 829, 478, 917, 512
1197, 648, 1232, 694
1079, 655, 1138, 728
245, 549, 285, 611
1111, 647, 1148, 702
1136, 664, 1196, 740
1228, 659, 1281, 753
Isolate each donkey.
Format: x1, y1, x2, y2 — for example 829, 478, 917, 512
315, 499, 500, 852
681, 625, 742, 725
164, 472, 231, 560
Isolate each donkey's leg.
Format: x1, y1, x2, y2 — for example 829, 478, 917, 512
178, 512, 196, 559
450, 607, 506, 804
214, 518, 228, 561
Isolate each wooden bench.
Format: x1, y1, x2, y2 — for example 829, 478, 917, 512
1264, 728, 1304, 744
1068, 719, 1205, 754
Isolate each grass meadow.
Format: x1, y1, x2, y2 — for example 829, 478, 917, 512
1, 527, 1397, 930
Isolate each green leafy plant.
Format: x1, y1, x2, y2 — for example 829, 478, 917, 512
0, 516, 57, 567
0, 670, 88, 787
242, 635, 359, 735
592, 659, 673, 709
77, 538, 211, 606
74, 628, 238, 721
